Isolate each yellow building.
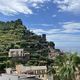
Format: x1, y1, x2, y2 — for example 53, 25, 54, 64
16, 65, 48, 80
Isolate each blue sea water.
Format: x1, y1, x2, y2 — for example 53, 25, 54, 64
54, 41, 80, 53
56, 46, 80, 53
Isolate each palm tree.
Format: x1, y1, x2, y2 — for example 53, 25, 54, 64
48, 53, 80, 80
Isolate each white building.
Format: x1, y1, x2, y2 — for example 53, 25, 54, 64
0, 74, 19, 80
9, 49, 24, 57
0, 74, 41, 80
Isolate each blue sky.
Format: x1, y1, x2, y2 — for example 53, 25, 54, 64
0, 0, 80, 52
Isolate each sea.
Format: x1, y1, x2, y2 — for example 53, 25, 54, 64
56, 46, 80, 53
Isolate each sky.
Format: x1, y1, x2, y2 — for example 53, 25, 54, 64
0, 0, 80, 52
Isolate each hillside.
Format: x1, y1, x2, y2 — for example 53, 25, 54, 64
0, 19, 55, 56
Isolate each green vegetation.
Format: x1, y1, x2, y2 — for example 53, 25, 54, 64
48, 53, 80, 80
0, 19, 55, 70
0, 19, 54, 55
0, 19, 80, 80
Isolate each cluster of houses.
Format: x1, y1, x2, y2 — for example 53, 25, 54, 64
8, 47, 62, 60
0, 65, 47, 80
0, 48, 64, 80
0, 48, 80, 80
0, 49, 48, 80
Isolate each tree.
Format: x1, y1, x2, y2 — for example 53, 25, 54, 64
48, 41, 55, 49
15, 19, 22, 25
48, 53, 80, 80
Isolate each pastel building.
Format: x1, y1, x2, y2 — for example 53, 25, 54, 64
16, 65, 48, 80
9, 49, 24, 57
0, 74, 41, 80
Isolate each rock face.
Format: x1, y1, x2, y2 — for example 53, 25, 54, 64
48, 46, 63, 59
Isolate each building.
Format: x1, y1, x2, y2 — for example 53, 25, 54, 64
0, 67, 42, 80
0, 74, 19, 80
9, 49, 24, 57
42, 34, 46, 42
16, 65, 48, 80
0, 74, 42, 80
8, 49, 30, 62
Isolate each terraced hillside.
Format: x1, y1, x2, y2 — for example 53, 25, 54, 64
0, 19, 55, 56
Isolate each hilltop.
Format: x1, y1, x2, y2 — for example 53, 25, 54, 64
0, 19, 55, 57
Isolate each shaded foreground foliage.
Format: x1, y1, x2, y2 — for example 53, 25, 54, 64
48, 53, 80, 80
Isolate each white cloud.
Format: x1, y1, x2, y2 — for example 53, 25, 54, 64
31, 22, 80, 42
0, 0, 49, 15
31, 22, 80, 34
31, 23, 54, 27
52, 14, 57, 18
62, 22, 80, 33
47, 34, 80, 42
53, 0, 80, 13
31, 28, 61, 35
31, 29, 45, 35
31, 28, 80, 42
1, 0, 80, 15
63, 22, 80, 29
